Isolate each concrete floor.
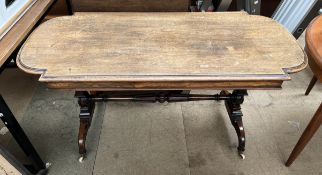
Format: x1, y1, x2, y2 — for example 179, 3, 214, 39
1, 35, 322, 175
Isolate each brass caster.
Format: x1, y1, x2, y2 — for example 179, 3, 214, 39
79, 155, 85, 163
45, 162, 52, 168
239, 153, 246, 160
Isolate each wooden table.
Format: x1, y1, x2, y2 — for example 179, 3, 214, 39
17, 12, 307, 161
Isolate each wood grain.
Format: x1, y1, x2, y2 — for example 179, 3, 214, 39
17, 12, 307, 90
0, 0, 55, 67
72, 0, 190, 12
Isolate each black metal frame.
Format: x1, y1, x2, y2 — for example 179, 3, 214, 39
0, 95, 47, 174
0, 143, 33, 175
75, 90, 248, 160
293, 0, 322, 39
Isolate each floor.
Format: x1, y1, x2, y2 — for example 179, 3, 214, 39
1, 35, 322, 175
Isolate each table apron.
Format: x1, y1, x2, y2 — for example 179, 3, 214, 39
43, 80, 284, 90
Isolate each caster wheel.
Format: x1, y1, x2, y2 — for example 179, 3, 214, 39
79, 156, 85, 163
45, 162, 52, 168
239, 153, 245, 160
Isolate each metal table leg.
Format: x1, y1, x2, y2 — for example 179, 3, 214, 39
0, 95, 47, 174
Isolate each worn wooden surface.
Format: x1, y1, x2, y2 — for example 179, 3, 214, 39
17, 12, 306, 90
0, 0, 55, 68
72, 0, 190, 12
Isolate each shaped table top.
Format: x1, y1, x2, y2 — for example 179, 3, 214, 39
17, 12, 307, 90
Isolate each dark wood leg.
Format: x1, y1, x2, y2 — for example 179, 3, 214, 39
65, 0, 73, 15
75, 91, 95, 162
221, 90, 248, 159
305, 76, 317, 95
285, 103, 322, 166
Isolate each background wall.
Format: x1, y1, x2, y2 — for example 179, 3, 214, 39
228, 0, 281, 17
47, 0, 282, 17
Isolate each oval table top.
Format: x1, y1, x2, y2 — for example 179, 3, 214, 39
17, 12, 307, 90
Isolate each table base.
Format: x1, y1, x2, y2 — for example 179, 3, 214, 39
74, 90, 248, 162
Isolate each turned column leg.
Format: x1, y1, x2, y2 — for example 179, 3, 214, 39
75, 91, 95, 162
285, 103, 322, 166
221, 90, 248, 159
